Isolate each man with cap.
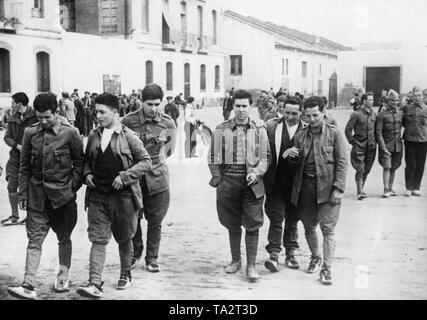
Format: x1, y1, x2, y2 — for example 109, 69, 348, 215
376, 90, 403, 198
122, 84, 177, 273
401, 87, 427, 196
77, 93, 152, 298
164, 96, 180, 127
345, 92, 377, 200
2, 92, 38, 225
208, 89, 271, 282
8, 92, 84, 299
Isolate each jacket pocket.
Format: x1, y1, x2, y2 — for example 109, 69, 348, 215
54, 148, 72, 170
323, 146, 335, 164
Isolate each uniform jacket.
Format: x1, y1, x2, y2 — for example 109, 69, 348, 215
375, 106, 403, 153
18, 120, 85, 212
83, 123, 152, 210
4, 108, 38, 171
290, 122, 348, 205
401, 103, 427, 142
208, 118, 272, 199
263, 118, 306, 195
122, 110, 177, 196
345, 106, 377, 150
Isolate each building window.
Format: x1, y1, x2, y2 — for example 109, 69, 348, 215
142, 0, 149, 33
215, 65, 220, 91
212, 10, 217, 45
146, 60, 153, 84
200, 64, 206, 91
180, 1, 187, 46
301, 61, 307, 78
281, 58, 285, 75
32, 0, 44, 18
319, 63, 322, 76
0, 48, 11, 93
166, 62, 173, 91
0, 0, 5, 20
230, 55, 242, 75
60, 0, 76, 31
100, 0, 118, 34
197, 6, 203, 38
36, 51, 50, 92
318, 80, 323, 96
286, 58, 289, 75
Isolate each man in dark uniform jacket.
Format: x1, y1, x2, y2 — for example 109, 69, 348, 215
8, 93, 84, 300
263, 95, 306, 272
2, 92, 38, 225
164, 96, 180, 126
122, 84, 177, 273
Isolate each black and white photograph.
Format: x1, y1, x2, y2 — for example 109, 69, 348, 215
0, 0, 426, 307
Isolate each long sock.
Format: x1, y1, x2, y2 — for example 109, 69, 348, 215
389, 170, 396, 191
8, 192, 19, 218
383, 169, 390, 191
245, 230, 259, 266
229, 229, 242, 262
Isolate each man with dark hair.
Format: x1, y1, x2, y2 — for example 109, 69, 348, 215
122, 84, 177, 273
2, 93, 38, 226
345, 92, 377, 200
61, 92, 77, 127
128, 93, 143, 113
77, 93, 152, 299
208, 89, 271, 282
401, 87, 427, 197
8, 92, 85, 300
264, 95, 286, 122
256, 90, 269, 120
81, 91, 95, 137
174, 93, 186, 109
288, 96, 347, 285
376, 90, 403, 198
164, 96, 180, 127
263, 95, 306, 272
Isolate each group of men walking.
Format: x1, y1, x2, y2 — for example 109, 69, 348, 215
345, 88, 427, 199
2, 83, 426, 299
6, 84, 177, 300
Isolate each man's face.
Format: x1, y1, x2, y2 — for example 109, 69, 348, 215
11, 99, 21, 113
167, 98, 173, 104
284, 104, 301, 126
259, 92, 266, 99
304, 106, 324, 128
234, 98, 251, 122
36, 109, 58, 129
95, 104, 117, 128
85, 93, 90, 99
413, 91, 422, 104
142, 99, 161, 118
387, 96, 400, 108
364, 95, 374, 108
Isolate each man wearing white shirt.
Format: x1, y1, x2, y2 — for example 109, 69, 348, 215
263, 96, 306, 272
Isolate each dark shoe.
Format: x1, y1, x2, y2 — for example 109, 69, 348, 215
246, 264, 259, 282
116, 273, 132, 290
225, 260, 242, 274
264, 258, 279, 272
307, 256, 322, 274
1, 216, 19, 225
77, 282, 103, 299
285, 255, 300, 269
382, 190, 391, 198
19, 218, 27, 225
319, 266, 333, 285
412, 190, 421, 197
146, 261, 160, 273
357, 194, 365, 200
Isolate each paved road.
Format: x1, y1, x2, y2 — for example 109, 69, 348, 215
0, 107, 426, 300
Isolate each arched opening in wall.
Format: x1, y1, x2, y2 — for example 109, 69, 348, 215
200, 64, 206, 91
184, 63, 190, 99
36, 51, 50, 92
215, 65, 220, 91
197, 6, 203, 46
166, 62, 173, 91
0, 48, 11, 93
212, 10, 217, 45
146, 60, 153, 84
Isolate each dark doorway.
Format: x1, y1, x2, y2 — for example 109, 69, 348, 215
184, 63, 190, 99
36, 51, 50, 92
365, 67, 400, 105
